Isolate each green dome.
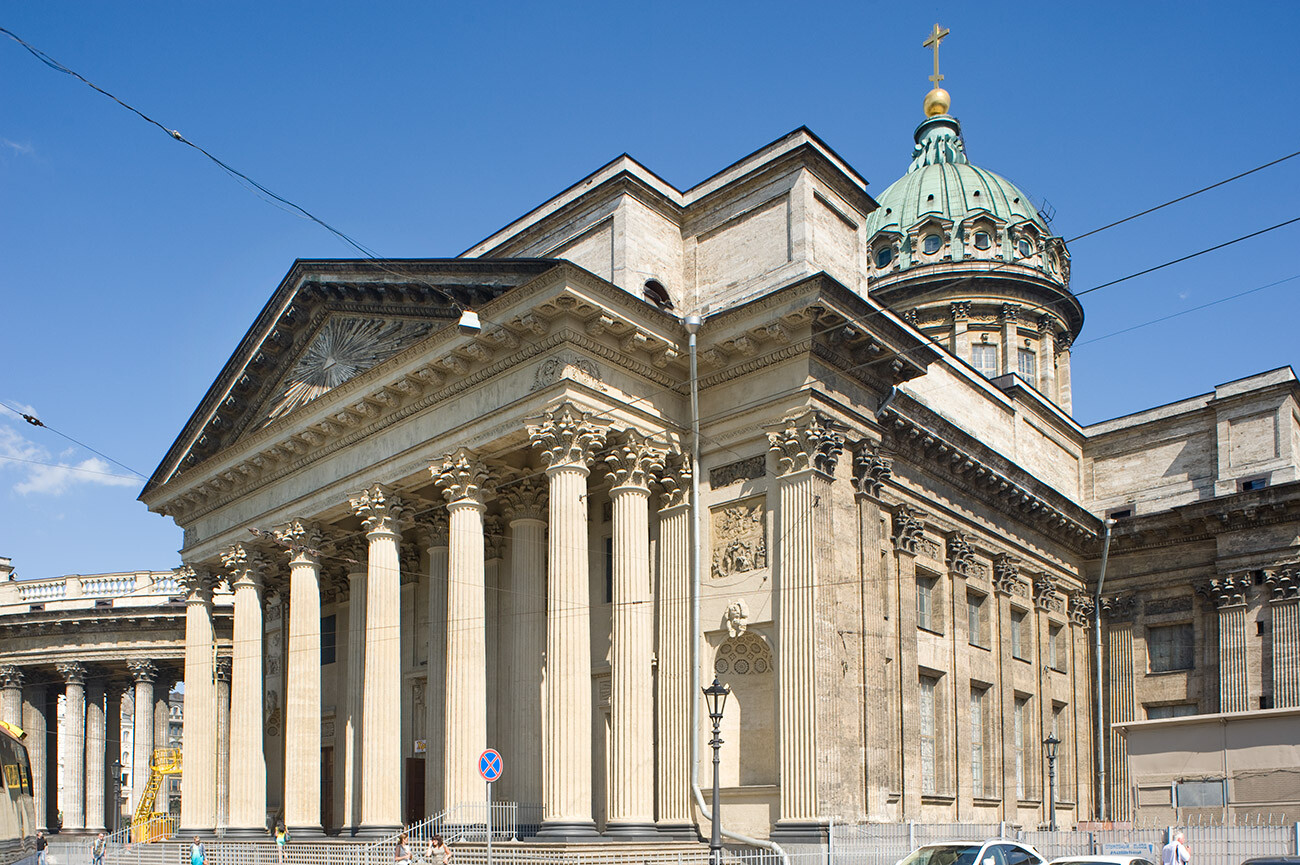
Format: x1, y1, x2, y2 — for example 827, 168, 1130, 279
863, 115, 1047, 240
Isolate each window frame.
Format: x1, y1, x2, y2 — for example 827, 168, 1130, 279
1147, 622, 1195, 673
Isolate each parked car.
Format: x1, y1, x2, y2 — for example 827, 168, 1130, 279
897, 840, 1047, 865
1048, 855, 1157, 865
1240, 859, 1300, 865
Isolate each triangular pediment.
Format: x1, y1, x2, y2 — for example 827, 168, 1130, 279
143, 259, 558, 496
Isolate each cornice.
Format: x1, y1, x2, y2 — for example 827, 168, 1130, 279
1100, 481, 1300, 555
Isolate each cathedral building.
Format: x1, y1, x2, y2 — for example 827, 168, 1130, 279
2, 28, 1297, 842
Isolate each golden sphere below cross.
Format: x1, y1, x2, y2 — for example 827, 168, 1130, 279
923, 87, 951, 117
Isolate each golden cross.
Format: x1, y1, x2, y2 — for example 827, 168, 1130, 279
923, 22, 950, 87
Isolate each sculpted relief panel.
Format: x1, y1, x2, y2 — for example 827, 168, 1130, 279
711, 497, 768, 580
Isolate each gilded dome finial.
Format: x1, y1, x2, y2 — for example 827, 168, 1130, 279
922, 22, 951, 118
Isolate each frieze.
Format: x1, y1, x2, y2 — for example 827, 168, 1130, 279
917, 535, 942, 560
1266, 567, 1300, 603
711, 497, 768, 580
892, 505, 926, 555
1101, 594, 1139, 621
710, 455, 766, 488
1143, 595, 1194, 616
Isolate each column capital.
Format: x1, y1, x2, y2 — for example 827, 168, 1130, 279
950, 300, 970, 320
350, 484, 408, 536
1033, 573, 1064, 613
176, 564, 216, 602
891, 504, 925, 555
57, 661, 87, 686
946, 531, 976, 577
1055, 332, 1073, 355
851, 440, 892, 498
604, 430, 666, 492
993, 553, 1026, 597
485, 515, 506, 561
1101, 593, 1139, 621
221, 544, 271, 590
1197, 574, 1251, 609
1038, 316, 1055, 335
433, 448, 491, 507
767, 411, 845, 478
215, 657, 232, 684
499, 474, 548, 522
1068, 594, 1095, 628
1265, 566, 1300, 604
656, 452, 691, 511
413, 514, 450, 549
127, 660, 158, 684
274, 519, 324, 566
527, 401, 609, 471
1000, 303, 1020, 323
0, 666, 23, 689
324, 532, 369, 573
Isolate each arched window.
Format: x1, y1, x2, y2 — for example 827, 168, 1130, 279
712, 633, 776, 786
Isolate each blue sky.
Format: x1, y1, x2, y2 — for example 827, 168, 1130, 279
2, 2, 1298, 579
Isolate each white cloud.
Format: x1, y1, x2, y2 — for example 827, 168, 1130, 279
1, 139, 35, 156
0, 410, 139, 496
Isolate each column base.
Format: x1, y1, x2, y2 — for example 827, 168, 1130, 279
769, 820, 828, 845
536, 820, 604, 842
177, 828, 221, 840
286, 825, 326, 840
655, 822, 699, 841
354, 823, 404, 839
222, 827, 269, 839
604, 821, 660, 839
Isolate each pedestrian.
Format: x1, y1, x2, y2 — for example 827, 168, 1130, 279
190, 836, 206, 865
92, 831, 107, 865
275, 823, 290, 865
1161, 833, 1190, 865
425, 835, 451, 865
35, 831, 46, 865
395, 832, 413, 865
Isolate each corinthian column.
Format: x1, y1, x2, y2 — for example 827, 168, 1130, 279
84, 681, 107, 833
654, 456, 693, 838
23, 684, 49, 832
334, 538, 367, 835
277, 520, 324, 837
126, 661, 157, 816
527, 402, 608, 840
179, 566, 217, 834
1267, 569, 1300, 707
604, 430, 664, 837
1200, 576, 1252, 712
434, 450, 491, 816
417, 521, 448, 818
350, 485, 407, 835
0, 666, 23, 728
222, 545, 270, 836
215, 659, 231, 831
57, 661, 88, 831
499, 476, 547, 812
766, 411, 843, 843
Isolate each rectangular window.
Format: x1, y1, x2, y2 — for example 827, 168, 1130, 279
920, 676, 938, 794
1049, 624, 1066, 671
1148, 623, 1194, 672
972, 343, 998, 376
1011, 609, 1028, 660
321, 614, 337, 665
917, 576, 937, 632
971, 686, 987, 797
1018, 348, 1037, 381
1176, 780, 1225, 808
1014, 696, 1027, 799
1146, 703, 1198, 720
967, 591, 988, 648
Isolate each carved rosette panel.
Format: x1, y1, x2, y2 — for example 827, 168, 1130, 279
1068, 595, 1095, 628
947, 532, 976, 577
657, 452, 692, 510
993, 554, 1025, 597
527, 402, 609, 470
434, 449, 490, 507
710, 455, 765, 488
350, 484, 408, 536
1265, 567, 1300, 603
274, 519, 323, 564
715, 632, 771, 676
1034, 574, 1063, 613
499, 475, 548, 522
0, 666, 24, 690
1102, 594, 1138, 622
604, 430, 667, 491
892, 505, 926, 555
1197, 574, 1251, 609
711, 497, 768, 580
851, 442, 893, 498
767, 412, 844, 478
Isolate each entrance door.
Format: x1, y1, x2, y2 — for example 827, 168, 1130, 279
321, 747, 334, 832
405, 757, 425, 825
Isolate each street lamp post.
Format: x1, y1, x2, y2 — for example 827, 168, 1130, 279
1043, 734, 1060, 831
702, 677, 731, 865
110, 760, 121, 834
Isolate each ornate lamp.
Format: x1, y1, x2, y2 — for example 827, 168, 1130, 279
703, 677, 731, 865
1043, 733, 1061, 830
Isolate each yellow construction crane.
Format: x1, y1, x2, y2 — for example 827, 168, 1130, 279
130, 748, 181, 843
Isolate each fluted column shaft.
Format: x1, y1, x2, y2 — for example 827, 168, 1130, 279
423, 528, 448, 818
1218, 604, 1250, 712
225, 547, 268, 836
352, 485, 406, 834
435, 451, 490, 813
0, 667, 23, 728
215, 661, 231, 831
654, 495, 691, 833
180, 573, 217, 833
506, 505, 545, 808
604, 432, 662, 837
58, 662, 87, 831
282, 523, 323, 836
127, 662, 156, 816
85, 682, 107, 833
105, 684, 124, 833
1273, 599, 1300, 707
23, 685, 49, 832
343, 558, 367, 833
528, 403, 607, 840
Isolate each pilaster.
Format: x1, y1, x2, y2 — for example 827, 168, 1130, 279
1266, 568, 1300, 707
1000, 304, 1019, 378
1102, 594, 1138, 820
851, 443, 892, 819
1199, 575, 1252, 712
994, 555, 1027, 819
222, 544, 270, 836
1055, 334, 1073, 415
950, 301, 971, 364
892, 505, 924, 818
1037, 318, 1057, 398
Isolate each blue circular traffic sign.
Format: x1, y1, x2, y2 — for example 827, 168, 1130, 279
479, 748, 503, 782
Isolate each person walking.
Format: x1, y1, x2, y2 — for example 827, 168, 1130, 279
275, 823, 290, 865
190, 836, 206, 865
35, 831, 46, 865
1161, 833, 1190, 865
425, 835, 452, 865
394, 832, 413, 865
91, 831, 107, 865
